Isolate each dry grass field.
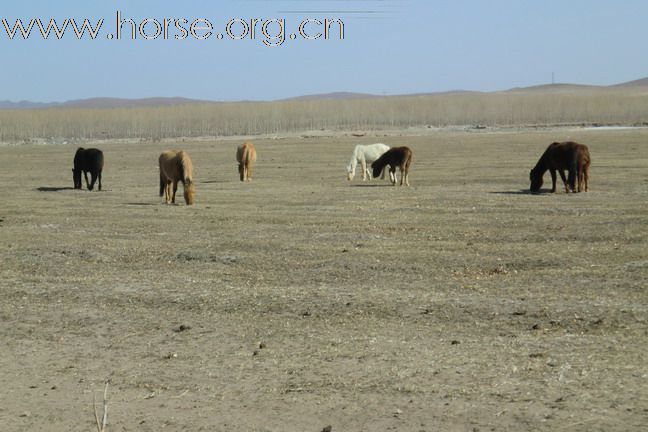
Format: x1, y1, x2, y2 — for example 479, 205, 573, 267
1, 128, 647, 431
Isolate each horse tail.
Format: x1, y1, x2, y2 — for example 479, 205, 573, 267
568, 151, 578, 192
159, 171, 165, 196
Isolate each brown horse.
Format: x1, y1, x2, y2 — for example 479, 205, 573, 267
159, 150, 195, 205
371, 146, 413, 186
236, 142, 257, 182
529, 142, 590, 193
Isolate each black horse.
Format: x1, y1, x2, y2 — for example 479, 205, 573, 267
73, 148, 104, 191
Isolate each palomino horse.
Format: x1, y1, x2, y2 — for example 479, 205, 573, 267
371, 146, 413, 186
73, 147, 104, 191
346, 143, 394, 182
159, 150, 195, 205
236, 142, 257, 182
530, 141, 590, 193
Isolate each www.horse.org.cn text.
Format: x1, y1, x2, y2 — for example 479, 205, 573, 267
0, 11, 346, 46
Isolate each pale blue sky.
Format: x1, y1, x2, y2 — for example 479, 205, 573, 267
1, 0, 647, 102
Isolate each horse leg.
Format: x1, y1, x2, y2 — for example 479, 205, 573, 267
97, 171, 102, 191
549, 169, 557, 193
247, 161, 253, 181
83, 171, 90, 190
391, 166, 397, 186
88, 172, 96, 191
568, 168, 577, 193
172, 180, 178, 203
361, 158, 367, 181
556, 170, 568, 193
165, 181, 172, 203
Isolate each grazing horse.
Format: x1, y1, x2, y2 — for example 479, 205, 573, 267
371, 146, 413, 186
346, 143, 394, 182
236, 142, 257, 182
72, 147, 103, 191
159, 150, 195, 205
529, 141, 590, 193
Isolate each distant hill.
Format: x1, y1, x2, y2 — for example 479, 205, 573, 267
280, 91, 378, 102
0, 97, 212, 110
58, 97, 212, 109
0, 100, 57, 109
3, 76, 648, 109
612, 77, 648, 87
505, 83, 604, 93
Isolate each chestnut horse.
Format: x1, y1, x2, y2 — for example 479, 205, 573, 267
236, 142, 257, 182
159, 150, 195, 205
529, 141, 590, 193
73, 147, 103, 191
371, 146, 413, 186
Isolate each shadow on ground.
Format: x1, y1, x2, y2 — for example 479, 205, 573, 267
36, 186, 75, 192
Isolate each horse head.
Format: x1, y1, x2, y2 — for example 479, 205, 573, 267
529, 168, 543, 192
371, 161, 383, 179
346, 163, 355, 181
184, 179, 195, 205
72, 168, 82, 189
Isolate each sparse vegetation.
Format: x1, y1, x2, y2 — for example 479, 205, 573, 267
1, 130, 647, 430
2, 88, 648, 142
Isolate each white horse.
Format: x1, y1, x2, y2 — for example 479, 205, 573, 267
346, 143, 394, 182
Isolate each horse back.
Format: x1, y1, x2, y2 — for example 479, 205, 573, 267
159, 150, 180, 180
237, 142, 256, 164
544, 142, 584, 170
74, 147, 103, 171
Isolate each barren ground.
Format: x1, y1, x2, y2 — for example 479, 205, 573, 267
1, 129, 647, 431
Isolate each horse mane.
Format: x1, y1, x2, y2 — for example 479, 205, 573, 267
177, 150, 193, 185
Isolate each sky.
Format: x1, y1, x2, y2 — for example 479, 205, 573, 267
1, 0, 648, 102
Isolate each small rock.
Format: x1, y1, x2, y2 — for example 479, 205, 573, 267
173, 324, 192, 333
322, 426, 332, 432
450, 340, 460, 345
259, 342, 267, 349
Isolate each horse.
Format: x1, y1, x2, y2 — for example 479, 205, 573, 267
159, 150, 195, 205
236, 142, 257, 182
529, 141, 590, 193
72, 147, 103, 191
346, 143, 394, 182
371, 146, 413, 186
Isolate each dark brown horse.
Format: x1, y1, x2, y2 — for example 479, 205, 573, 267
371, 146, 413, 186
530, 142, 590, 193
73, 147, 103, 191
159, 150, 195, 205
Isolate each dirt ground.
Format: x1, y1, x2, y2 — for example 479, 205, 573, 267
1, 129, 647, 431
